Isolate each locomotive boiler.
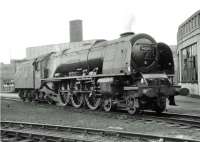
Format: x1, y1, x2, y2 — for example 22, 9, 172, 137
15, 32, 180, 114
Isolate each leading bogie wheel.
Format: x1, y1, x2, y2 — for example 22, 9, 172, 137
155, 96, 166, 114
126, 95, 139, 115
103, 97, 112, 112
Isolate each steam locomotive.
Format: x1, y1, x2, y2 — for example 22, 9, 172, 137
15, 32, 180, 114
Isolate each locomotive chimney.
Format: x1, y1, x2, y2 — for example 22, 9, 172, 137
69, 20, 83, 42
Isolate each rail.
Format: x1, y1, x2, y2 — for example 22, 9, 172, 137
1, 121, 200, 142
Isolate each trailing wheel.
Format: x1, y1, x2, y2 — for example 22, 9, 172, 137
102, 97, 112, 112
85, 92, 101, 110
126, 95, 139, 115
71, 92, 84, 108
19, 90, 26, 102
30, 90, 37, 101
27, 90, 33, 102
23, 90, 28, 102
60, 92, 71, 106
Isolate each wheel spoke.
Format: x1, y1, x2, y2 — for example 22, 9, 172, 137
103, 97, 112, 112
71, 92, 84, 108
18, 90, 25, 101
27, 90, 33, 102
154, 96, 166, 114
126, 95, 139, 115
60, 92, 71, 106
22, 90, 27, 102
85, 93, 101, 110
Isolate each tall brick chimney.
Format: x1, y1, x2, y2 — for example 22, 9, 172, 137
69, 20, 83, 42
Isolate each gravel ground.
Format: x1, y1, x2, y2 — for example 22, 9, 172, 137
167, 95, 200, 116
1, 96, 200, 140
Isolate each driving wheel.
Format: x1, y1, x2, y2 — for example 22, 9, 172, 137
85, 92, 101, 110
71, 92, 84, 108
60, 92, 71, 106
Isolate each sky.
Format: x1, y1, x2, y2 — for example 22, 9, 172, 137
0, 0, 199, 64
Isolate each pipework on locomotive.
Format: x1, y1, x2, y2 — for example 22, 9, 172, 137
14, 32, 180, 115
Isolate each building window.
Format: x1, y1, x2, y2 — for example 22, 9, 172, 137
192, 18, 195, 29
188, 22, 190, 32
199, 14, 200, 26
190, 20, 193, 30
181, 43, 198, 83
187, 22, 190, 33
194, 16, 197, 28
186, 23, 188, 33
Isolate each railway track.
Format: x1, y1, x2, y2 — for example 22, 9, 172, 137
1, 121, 200, 142
2, 96, 200, 130
143, 111, 200, 129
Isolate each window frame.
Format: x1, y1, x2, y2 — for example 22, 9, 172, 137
181, 43, 198, 83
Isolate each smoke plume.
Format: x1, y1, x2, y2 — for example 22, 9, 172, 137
125, 14, 135, 32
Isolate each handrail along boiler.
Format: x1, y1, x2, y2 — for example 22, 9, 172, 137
15, 32, 180, 114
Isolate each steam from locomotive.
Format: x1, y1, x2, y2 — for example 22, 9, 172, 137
15, 32, 180, 115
